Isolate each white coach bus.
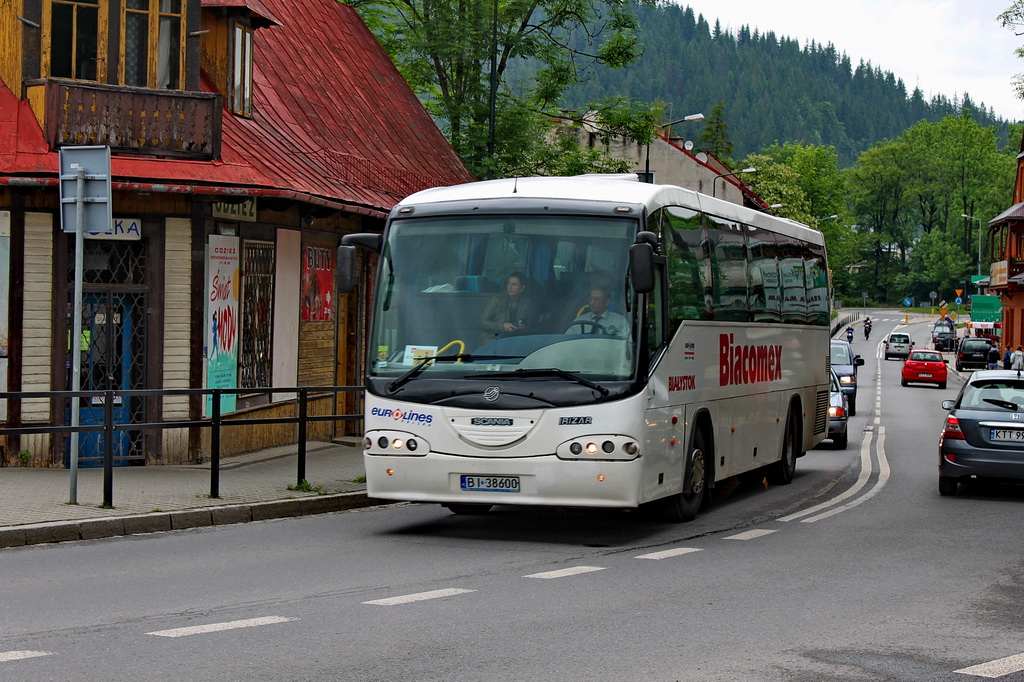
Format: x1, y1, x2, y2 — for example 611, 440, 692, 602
338, 174, 831, 521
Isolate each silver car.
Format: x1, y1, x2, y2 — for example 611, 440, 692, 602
827, 368, 849, 449
939, 370, 1024, 496
883, 332, 913, 360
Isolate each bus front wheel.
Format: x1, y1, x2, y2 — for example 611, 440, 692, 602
660, 429, 709, 522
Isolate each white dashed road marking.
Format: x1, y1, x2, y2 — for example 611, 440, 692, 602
0, 651, 53, 662
955, 652, 1024, 678
363, 588, 476, 606
723, 529, 777, 541
524, 566, 606, 579
146, 616, 296, 638
635, 547, 703, 560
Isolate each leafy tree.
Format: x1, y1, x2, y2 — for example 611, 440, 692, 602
844, 110, 1015, 304
999, 1, 1024, 101
344, 0, 658, 178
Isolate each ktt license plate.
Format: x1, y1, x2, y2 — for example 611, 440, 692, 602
990, 429, 1024, 442
460, 475, 520, 492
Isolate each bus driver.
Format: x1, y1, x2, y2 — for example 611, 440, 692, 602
566, 286, 629, 336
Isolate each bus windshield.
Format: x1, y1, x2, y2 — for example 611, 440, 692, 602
368, 214, 639, 386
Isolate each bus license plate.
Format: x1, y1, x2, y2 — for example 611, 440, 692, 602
460, 475, 520, 492
990, 429, 1024, 442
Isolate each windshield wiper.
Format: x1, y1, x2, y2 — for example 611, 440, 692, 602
982, 397, 1022, 411
386, 354, 524, 393
468, 367, 610, 396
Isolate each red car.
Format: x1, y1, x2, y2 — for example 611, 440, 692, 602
901, 349, 948, 389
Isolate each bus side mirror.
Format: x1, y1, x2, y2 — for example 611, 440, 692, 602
337, 233, 383, 294
630, 242, 654, 294
337, 244, 357, 294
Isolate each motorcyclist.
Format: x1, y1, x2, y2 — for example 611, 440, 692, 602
846, 326, 854, 343
863, 317, 872, 340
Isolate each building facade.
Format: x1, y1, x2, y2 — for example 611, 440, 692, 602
0, 0, 473, 466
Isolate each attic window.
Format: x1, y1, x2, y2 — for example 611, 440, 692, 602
230, 23, 253, 116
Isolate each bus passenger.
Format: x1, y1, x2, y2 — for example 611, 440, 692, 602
566, 286, 630, 336
479, 272, 535, 344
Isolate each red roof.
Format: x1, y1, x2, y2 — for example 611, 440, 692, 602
0, 0, 473, 216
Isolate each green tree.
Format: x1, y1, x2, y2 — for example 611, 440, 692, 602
344, 0, 657, 178
698, 101, 734, 163
844, 110, 1015, 304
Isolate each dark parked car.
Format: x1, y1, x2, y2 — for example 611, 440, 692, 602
955, 337, 993, 372
827, 368, 849, 449
932, 319, 957, 351
830, 339, 864, 416
939, 370, 1024, 495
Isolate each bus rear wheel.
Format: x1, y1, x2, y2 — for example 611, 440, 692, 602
660, 429, 708, 522
769, 411, 798, 485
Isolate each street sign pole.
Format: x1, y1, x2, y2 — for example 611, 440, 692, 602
59, 146, 111, 505
69, 165, 85, 504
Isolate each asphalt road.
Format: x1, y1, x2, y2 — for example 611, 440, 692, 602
2, 312, 1023, 681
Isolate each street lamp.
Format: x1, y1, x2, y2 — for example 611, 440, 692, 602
962, 213, 983, 278
815, 214, 839, 225
642, 112, 705, 183
712, 168, 756, 198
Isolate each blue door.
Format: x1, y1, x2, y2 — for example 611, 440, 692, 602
65, 293, 137, 467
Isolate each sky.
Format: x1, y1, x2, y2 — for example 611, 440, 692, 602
679, 0, 1024, 121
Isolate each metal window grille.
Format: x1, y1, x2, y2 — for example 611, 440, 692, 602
240, 240, 275, 389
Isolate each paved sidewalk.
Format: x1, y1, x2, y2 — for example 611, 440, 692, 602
0, 441, 377, 548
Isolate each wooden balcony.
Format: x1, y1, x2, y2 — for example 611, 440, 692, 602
27, 79, 221, 161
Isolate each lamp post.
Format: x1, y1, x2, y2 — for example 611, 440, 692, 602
712, 168, 756, 198
962, 213, 983, 278
642, 112, 704, 183
815, 214, 839, 225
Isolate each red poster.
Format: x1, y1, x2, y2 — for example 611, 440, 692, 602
301, 244, 334, 320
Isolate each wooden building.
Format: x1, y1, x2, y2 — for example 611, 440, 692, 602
985, 130, 1024, 352
0, 0, 473, 466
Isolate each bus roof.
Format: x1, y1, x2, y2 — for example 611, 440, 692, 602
396, 175, 823, 245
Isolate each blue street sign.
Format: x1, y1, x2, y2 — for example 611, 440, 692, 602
903, 297, 913, 307
955, 296, 963, 305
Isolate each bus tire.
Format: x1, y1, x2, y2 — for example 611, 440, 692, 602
770, 411, 798, 485
443, 503, 493, 515
660, 429, 709, 522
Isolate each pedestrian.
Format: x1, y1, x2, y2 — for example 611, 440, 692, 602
1012, 346, 1024, 371
1004, 346, 1012, 370
988, 344, 1000, 370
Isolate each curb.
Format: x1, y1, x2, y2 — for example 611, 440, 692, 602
0, 491, 384, 549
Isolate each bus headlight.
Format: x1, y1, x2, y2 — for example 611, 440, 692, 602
363, 431, 430, 456
557, 436, 640, 461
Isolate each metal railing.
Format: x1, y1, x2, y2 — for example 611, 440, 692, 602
0, 386, 363, 507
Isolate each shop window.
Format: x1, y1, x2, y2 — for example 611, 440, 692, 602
47, 0, 104, 81
239, 240, 274, 389
231, 23, 253, 116
123, 0, 185, 89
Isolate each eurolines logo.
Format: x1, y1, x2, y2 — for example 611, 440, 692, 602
370, 406, 434, 425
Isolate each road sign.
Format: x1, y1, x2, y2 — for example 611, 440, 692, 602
59, 146, 111, 234
939, 300, 947, 309
955, 297, 963, 305
955, 289, 963, 297
903, 297, 913, 307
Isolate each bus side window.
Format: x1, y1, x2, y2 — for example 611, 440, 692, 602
705, 215, 749, 322
647, 260, 667, 359
748, 228, 781, 323
662, 205, 710, 330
